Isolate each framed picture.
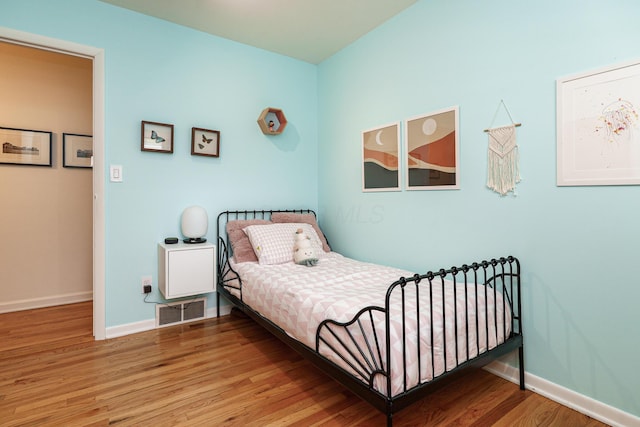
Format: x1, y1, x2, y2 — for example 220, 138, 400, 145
0, 126, 52, 167
191, 127, 220, 157
141, 120, 173, 153
405, 106, 459, 190
557, 60, 640, 186
362, 122, 401, 192
63, 133, 93, 168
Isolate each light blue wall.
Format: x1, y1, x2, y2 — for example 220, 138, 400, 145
0, 1, 318, 325
318, 0, 640, 417
3, 0, 639, 419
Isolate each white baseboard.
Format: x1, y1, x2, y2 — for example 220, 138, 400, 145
105, 304, 232, 339
105, 318, 156, 339
0, 291, 93, 314
484, 360, 640, 427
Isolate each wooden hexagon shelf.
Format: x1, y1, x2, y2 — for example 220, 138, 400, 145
257, 107, 287, 135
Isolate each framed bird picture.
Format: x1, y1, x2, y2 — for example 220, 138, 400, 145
141, 120, 174, 153
191, 127, 220, 158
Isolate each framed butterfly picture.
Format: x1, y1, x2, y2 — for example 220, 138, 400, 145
191, 127, 220, 158
141, 120, 173, 153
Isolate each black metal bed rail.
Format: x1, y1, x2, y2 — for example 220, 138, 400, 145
316, 306, 389, 389
313, 256, 521, 408
217, 236, 242, 291
384, 256, 521, 399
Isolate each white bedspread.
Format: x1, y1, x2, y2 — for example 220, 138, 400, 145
228, 252, 511, 397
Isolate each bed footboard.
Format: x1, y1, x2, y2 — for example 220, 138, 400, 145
316, 256, 523, 422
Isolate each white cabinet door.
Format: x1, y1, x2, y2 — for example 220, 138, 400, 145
159, 243, 215, 299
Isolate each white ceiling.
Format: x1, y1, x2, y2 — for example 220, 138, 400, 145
99, 0, 417, 64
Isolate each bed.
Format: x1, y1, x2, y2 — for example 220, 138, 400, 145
216, 209, 524, 426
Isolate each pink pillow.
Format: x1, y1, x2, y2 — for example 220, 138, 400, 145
226, 219, 271, 263
271, 212, 330, 252
243, 223, 324, 265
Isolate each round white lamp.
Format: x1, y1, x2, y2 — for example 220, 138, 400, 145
181, 205, 208, 244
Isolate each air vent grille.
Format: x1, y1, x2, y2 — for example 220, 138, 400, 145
156, 297, 206, 327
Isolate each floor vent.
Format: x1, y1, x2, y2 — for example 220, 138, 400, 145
156, 297, 206, 327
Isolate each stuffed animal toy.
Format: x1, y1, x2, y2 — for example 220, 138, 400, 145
293, 228, 319, 266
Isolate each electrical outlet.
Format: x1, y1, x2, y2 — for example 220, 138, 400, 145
141, 275, 152, 293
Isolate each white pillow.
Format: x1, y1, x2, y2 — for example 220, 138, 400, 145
243, 222, 324, 265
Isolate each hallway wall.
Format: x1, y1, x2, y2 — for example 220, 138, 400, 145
0, 41, 93, 312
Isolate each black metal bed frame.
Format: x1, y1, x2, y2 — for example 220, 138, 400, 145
216, 209, 524, 426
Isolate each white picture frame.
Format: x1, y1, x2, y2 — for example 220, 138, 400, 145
557, 60, 640, 186
361, 122, 401, 192
405, 106, 459, 190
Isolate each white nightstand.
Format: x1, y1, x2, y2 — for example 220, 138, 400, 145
158, 242, 216, 299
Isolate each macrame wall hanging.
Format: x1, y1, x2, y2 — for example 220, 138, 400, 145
484, 100, 522, 196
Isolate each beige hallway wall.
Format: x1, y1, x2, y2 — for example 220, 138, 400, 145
0, 41, 93, 312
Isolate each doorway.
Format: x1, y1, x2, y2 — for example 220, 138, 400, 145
0, 27, 106, 339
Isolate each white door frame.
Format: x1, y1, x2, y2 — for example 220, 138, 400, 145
0, 26, 106, 339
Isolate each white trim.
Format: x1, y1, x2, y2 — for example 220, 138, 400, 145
106, 318, 157, 339
0, 26, 107, 340
484, 361, 640, 427
0, 27, 97, 58
92, 50, 106, 340
105, 304, 232, 339
0, 292, 93, 314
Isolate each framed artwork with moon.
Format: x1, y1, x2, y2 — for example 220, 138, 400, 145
362, 122, 401, 192
405, 106, 459, 190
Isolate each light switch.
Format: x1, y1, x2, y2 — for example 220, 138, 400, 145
110, 165, 123, 182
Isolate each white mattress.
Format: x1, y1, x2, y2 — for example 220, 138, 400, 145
228, 252, 511, 397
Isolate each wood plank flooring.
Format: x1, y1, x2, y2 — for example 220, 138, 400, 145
0, 302, 608, 426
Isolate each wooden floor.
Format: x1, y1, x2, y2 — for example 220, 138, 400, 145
0, 302, 608, 427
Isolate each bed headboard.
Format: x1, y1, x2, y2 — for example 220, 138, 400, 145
216, 209, 317, 282
216, 209, 316, 246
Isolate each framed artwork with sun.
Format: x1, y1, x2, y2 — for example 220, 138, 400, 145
362, 122, 401, 192
404, 106, 459, 190
191, 127, 220, 157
